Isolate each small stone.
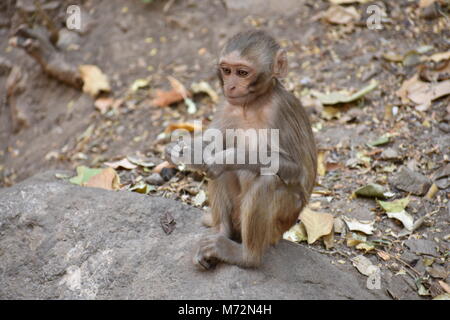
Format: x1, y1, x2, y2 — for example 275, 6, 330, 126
145, 173, 165, 186
380, 148, 401, 161
404, 239, 438, 257
390, 167, 431, 196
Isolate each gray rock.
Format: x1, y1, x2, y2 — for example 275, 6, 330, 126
0, 171, 387, 299
145, 173, 165, 186
380, 148, 401, 161
404, 239, 438, 257
433, 164, 450, 190
390, 167, 431, 196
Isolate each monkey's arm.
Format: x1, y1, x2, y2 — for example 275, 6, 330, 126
207, 148, 302, 183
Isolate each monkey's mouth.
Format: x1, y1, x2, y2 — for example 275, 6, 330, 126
226, 94, 248, 100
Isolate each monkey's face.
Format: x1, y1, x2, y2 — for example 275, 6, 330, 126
218, 51, 269, 106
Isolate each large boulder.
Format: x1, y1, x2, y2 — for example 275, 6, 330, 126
0, 171, 387, 299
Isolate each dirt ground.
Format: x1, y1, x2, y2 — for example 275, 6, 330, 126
0, 0, 449, 299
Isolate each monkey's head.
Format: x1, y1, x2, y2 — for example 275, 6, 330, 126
218, 30, 288, 106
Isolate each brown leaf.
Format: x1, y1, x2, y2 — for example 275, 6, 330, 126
153, 161, 176, 174
164, 122, 202, 134
79, 65, 111, 97
85, 167, 120, 190
151, 89, 185, 107
300, 207, 334, 244
160, 211, 176, 235
323, 5, 360, 25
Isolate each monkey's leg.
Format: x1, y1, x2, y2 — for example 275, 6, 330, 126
194, 175, 296, 269
194, 172, 241, 269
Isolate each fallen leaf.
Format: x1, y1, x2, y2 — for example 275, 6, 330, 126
396, 75, 450, 110
356, 242, 375, 252
329, 0, 370, 4
300, 208, 334, 244
129, 181, 155, 194
160, 212, 176, 235
153, 161, 175, 174
85, 167, 120, 190
425, 183, 439, 199
193, 190, 207, 207
346, 232, 367, 247
94, 97, 114, 114
343, 216, 375, 235
104, 158, 137, 170
377, 251, 391, 261
367, 134, 391, 147
151, 89, 185, 107
127, 155, 155, 168
378, 197, 414, 231
311, 80, 378, 105
191, 81, 219, 103
79, 65, 111, 96
354, 183, 394, 199
424, 51, 450, 63
323, 231, 335, 249
164, 122, 202, 134
438, 281, 450, 294
317, 150, 327, 176
283, 222, 308, 243
419, 0, 437, 8
351, 255, 379, 276
130, 78, 150, 92
323, 5, 361, 25
69, 166, 104, 186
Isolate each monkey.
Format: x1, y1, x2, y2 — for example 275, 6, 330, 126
167, 30, 317, 269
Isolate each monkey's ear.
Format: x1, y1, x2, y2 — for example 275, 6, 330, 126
273, 49, 288, 78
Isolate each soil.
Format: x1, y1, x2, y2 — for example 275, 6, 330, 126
0, 0, 449, 299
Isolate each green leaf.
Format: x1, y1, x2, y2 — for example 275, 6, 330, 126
378, 197, 410, 213
354, 183, 394, 199
69, 166, 104, 186
311, 80, 378, 105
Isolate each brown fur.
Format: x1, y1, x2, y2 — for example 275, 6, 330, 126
170, 30, 317, 269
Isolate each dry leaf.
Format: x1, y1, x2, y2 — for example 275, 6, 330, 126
343, 216, 375, 235
283, 222, 308, 243
104, 158, 137, 170
153, 161, 175, 174
167, 76, 189, 99
419, 0, 437, 8
317, 150, 327, 176
151, 89, 185, 107
329, 0, 370, 3
425, 51, 450, 63
164, 122, 202, 134
323, 5, 361, 25
377, 251, 391, 261
351, 255, 379, 276
94, 97, 114, 114
300, 207, 334, 244
396, 75, 450, 110
323, 231, 335, 249
85, 167, 120, 190
79, 65, 111, 96
439, 280, 450, 294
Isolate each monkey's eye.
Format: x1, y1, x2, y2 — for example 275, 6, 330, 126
221, 67, 231, 75
237, 70, 249, 77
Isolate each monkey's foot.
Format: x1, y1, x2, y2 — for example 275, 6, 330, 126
192, 234, 225, 270
201, 211, 214, 228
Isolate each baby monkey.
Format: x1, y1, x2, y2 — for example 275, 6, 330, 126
168, 30, 317, 269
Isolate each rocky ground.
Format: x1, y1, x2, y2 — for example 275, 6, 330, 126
0, 0, 449, 299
